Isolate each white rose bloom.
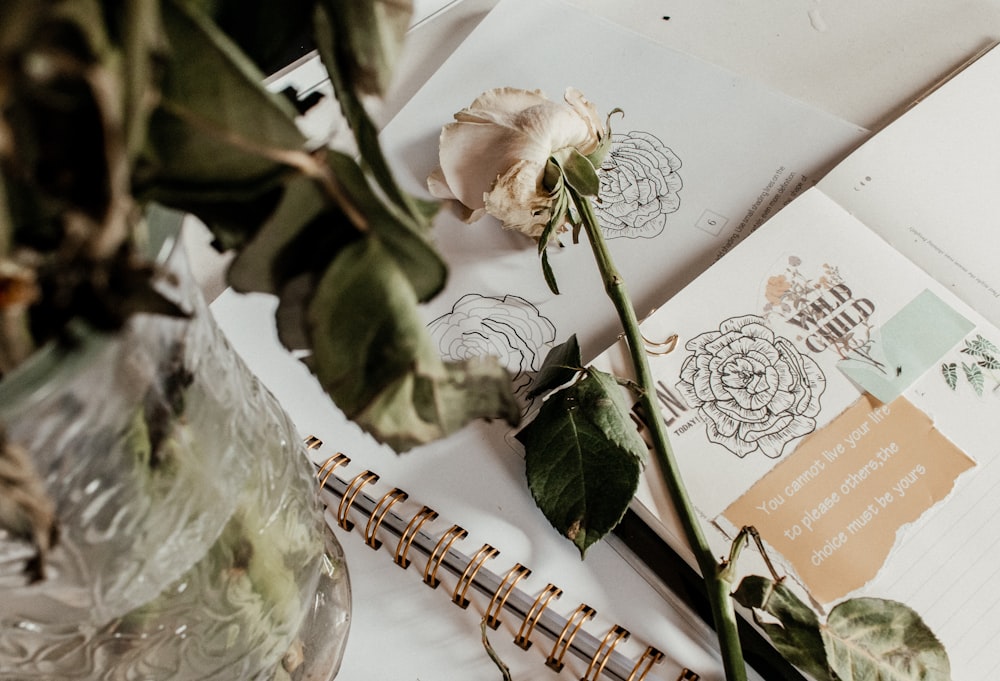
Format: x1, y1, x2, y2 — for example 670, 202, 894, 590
428, 87, 603, 238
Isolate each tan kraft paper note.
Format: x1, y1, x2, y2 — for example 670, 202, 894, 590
722, 394, 974, 603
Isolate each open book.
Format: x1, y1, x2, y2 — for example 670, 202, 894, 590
207, 0, 874, 678
594, 42, 1000, 681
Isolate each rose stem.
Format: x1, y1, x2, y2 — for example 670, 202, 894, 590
568, 187, 748, 681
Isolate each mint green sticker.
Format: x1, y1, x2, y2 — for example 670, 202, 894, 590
838, 289, 974, 402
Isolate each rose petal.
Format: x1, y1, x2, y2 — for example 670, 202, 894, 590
562, 87, 603, 155
437, 117, 526, 210
752, 414, 817, 458
427, 167, 456, 200
436, 87, 602, 214
705, 422, 757, 457
483, 159, 553, 237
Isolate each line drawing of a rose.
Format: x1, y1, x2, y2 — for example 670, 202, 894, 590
676, 314, 826, 458
427, 293, 557, 397
596, 131, 682, 239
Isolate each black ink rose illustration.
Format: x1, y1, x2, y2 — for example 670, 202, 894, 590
676, 315, 826, 458
428, 293, 556, 397
596, 131, 682, 239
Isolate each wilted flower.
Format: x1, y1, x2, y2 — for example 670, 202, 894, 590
428, 87, 603, 238
676, 315, 825, 458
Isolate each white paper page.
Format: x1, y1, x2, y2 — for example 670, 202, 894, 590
378, 0, 866, 363
600, 188, 1000, 680
819, 43, 1000, 329
209, 288, 746, 681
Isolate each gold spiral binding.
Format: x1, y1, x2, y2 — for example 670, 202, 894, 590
364, 487, 409, 550
582, 625, 631, 681
545, 602, 596, 672
676, 670, 700, 681
514, 583, 562, 650
485, 563, 532, 629
315, 452, 350, 490
337, 470, 379, 531
452, 543, 499, 608
304, 435, 323, 450
422, 524, 467, 588
394, 505, 439, 569
626, 646, 665, 681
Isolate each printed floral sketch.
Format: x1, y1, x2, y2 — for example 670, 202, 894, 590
427, 293, 557, 397
764, 256, 884, 372
676, 314, 826, 458
595, 131, 683, 239
941, 333, 1000, 396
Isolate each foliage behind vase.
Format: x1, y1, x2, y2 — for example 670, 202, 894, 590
0, 0, 519, 580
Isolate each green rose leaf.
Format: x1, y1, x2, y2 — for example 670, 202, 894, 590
823, 597, 951, 681
136, 0, 307, 248
586, 108, 623, 169
228, 151, 445, 303
540, 249, 560, 296
313, 1, 432, 230
734, 576, 952, 681
527, 335, 583, 398
560, 148, 601, 198
225, 174, 331, 295
323, 151, 444, 302
538, 163, 570, 295
518, 367, 645, 556
305, 237, 518, 451
732, 575, 834, 681
313, 0, 411, 98
190, 0, 315, 77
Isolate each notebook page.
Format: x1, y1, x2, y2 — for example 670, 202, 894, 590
598, 188, 1000, 680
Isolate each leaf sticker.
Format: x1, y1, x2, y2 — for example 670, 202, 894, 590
978, 354, 1000, 371
961, 333, 999, 358
941, 362, 958, 390
518, 368, 645, 556
962, 362, 984, 396
823, 597, 951, 681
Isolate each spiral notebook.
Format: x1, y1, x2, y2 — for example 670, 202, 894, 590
306, 438, 700, 681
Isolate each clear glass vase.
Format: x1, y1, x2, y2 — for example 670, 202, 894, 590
0, 234, 350, 680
